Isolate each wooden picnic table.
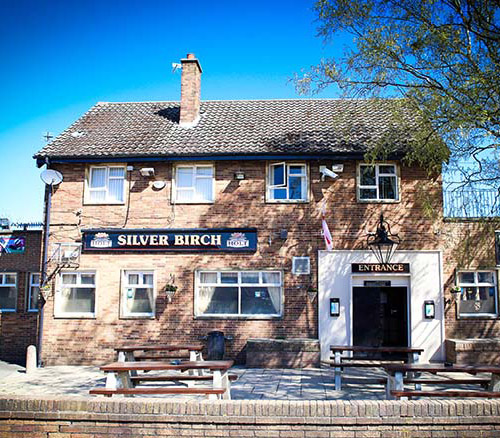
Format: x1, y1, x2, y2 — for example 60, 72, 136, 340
90, 360, 234, 400
329, 345, 424, 390
115, 344, 204, 362
382, 363, 500, 399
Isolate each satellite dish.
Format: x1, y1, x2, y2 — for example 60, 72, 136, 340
152, 180, 166, 189
40, 169, 63, 186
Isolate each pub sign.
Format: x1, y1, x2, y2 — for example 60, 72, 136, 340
82, 228, 257, 253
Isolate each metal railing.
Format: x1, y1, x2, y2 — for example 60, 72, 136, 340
443, 189, 500, 218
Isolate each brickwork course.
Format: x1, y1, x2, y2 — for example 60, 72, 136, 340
1, 395, 500, 437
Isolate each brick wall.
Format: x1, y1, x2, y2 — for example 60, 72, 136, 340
40, 160, 445, 365
441, 219, 500, 345
2, 395, 500, 437
0, 231, 41, 364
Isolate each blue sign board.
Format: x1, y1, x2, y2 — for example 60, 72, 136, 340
82, 228, 257, 253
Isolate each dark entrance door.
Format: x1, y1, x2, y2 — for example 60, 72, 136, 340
352, 286, 408, 348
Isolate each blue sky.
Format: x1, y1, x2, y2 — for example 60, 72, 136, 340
0, 0, 349, 222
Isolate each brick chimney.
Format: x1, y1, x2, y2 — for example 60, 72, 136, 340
179, 53, 202, 127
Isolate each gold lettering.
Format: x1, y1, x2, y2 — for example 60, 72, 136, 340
159, 235, 169, 246
200, 235, 211, 245
174, 235, 184, 245
117, 235, 126, 245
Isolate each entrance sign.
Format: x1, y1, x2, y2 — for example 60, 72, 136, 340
352, 263, 410, 273
82, 228, 257, 253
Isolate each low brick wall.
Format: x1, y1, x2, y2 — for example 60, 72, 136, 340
246, 338, 320, 368
446, 338, 500, 364
1, 395, 500, 437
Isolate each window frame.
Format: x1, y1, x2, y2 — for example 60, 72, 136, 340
266, 162, 309, 203
194, 269, 283, 319
456, 269, 499, 318
84, 165, 126, 205
55, 271, 97, 318
27, 272, 40, 312
120, 270, 156, 319
292, 257, 311, 275
357, 162, 400, 202
172, 163, 215, 204
0, 272, 17, 312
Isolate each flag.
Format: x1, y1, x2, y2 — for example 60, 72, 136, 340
321, 204, 333, 251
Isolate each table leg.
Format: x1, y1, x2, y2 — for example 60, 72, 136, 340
334, 351, 342, 390
105, 371, 133, 397
488, 373, 500, 391
211, 369, 229, 400
408, 352, 421, 390
386, 371, 404, 400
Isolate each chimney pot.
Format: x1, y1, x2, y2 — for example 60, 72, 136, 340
186, 53, 195, 59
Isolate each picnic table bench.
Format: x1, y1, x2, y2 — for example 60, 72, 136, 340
115, 344, 204, 362
90, 360, 233, 400
329, 345, 424, 390
383, 363, 500, 399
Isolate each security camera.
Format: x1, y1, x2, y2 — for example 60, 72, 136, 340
319, 166, 339, 181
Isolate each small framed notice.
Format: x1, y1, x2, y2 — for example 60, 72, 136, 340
330, 298, 340, 317
424, 300, 435, 319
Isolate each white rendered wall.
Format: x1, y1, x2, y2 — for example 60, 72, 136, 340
318, 250, 444, 363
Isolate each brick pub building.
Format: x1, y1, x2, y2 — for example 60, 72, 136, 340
32, 54, 500, 366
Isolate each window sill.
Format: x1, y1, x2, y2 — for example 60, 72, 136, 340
357, 199, 400, 204
0, 309, 16, 313
83, 202, 125, 206
195, 315, 282, 320
120, 315, 155, 320
27, 309, 39, 313
171, 201, 215, 205
265, 200, 309, 204
54, 314, 96, 319
457, 314, 499, 320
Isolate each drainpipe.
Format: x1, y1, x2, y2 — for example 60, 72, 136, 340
37, 160, 52, 367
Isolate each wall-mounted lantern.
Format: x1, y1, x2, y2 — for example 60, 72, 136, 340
234, 171, 245, 180
367, 213, 401, 265
424, 300, 435, 319
330, 298, 340, 317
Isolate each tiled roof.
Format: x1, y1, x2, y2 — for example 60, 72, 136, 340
34, 99, 417, 161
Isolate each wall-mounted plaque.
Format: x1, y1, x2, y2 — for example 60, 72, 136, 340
82, 228, 257, 253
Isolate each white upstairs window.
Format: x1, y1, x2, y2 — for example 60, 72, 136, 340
174, 164, 214, 203
358, 163, 399, 201
268, 163, 308, 202
86, 166, 125, 204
